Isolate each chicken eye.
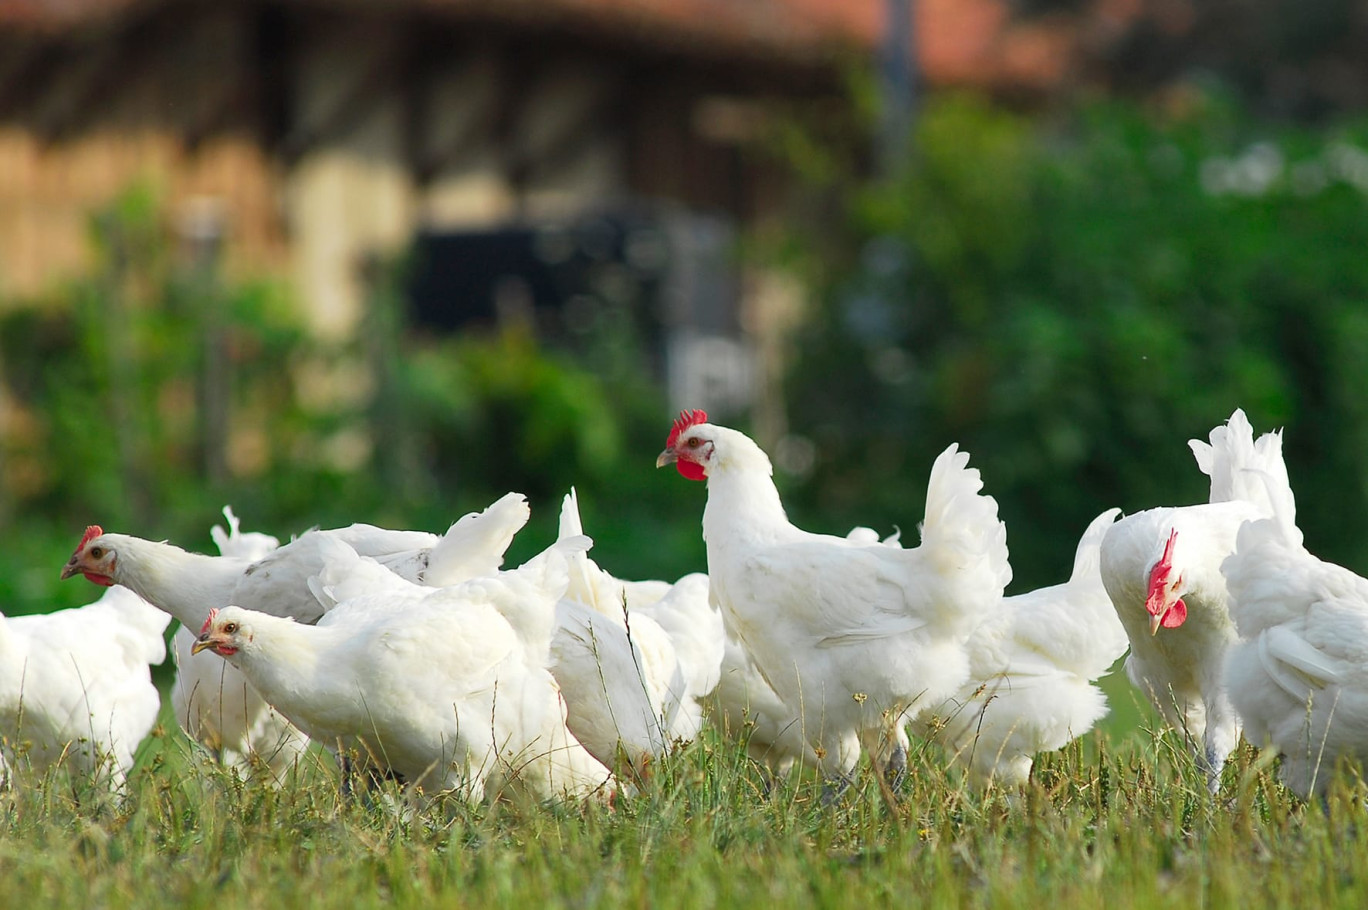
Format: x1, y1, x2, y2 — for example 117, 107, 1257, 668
686, 437, 701, 448
224, 622, 239, 634
90, 547, 104, 559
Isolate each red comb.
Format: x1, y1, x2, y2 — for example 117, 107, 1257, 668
1145, 528, 1179, 614
199, 609, 218, 637
78, 525, 104, 549
666, 409, 708, 448
1158, 528, 1178, 568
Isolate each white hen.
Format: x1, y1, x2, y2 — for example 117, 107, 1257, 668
914, 507, 1127, 788
710, 631, 818, 777
169, 506, 311, 781
631, 572, 724, 743
192, 541, 615, 803
60, 493, 532, 778
0, 585, 168, 788
553, 489, 723, 759
1222, 503, 1368, 800
658, 409, 1011, 788
707, 527, 901, 780
1101, 408, 1294, 793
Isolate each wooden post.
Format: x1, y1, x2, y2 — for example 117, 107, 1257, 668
178, 198, 230, 486
359, 251, 422, 503
93, 210, 153, 525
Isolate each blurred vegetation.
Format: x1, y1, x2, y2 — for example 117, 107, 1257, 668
1017, 0, 1368, 120
770, 90, 1368, 592
0, 185, 705, 614
4, 86, 1368, 613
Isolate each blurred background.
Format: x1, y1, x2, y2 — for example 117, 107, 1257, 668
1, 0, 1367, 625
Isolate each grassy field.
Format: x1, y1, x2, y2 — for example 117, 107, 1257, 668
3, 691, 1367, 910
3, 530, 1364, 908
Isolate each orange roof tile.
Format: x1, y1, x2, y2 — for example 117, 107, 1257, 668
0, 0, 1080, 90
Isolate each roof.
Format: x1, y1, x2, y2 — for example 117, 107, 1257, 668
0, 0, 1073, 89
0, 0, 876, 52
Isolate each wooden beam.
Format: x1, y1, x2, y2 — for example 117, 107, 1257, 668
488, 47, 553, 205
249, 1, 297, 154
276, 18, 409, 165
406, 43, 516, 186
34, 8, 191, 143
183, 78, 257, 151
0, 38, 65, 120
401, 23, 468, 187
513, 68, 627, 191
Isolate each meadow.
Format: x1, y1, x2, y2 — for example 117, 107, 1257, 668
6, 93, 1368, 907
2, 681, 1365, 910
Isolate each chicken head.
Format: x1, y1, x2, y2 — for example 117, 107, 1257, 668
1145, 528, 1188, 635
60, 525, 117, 587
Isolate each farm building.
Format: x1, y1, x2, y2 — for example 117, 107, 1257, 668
0, 0, 1094, 458
0, 1, 1078, 312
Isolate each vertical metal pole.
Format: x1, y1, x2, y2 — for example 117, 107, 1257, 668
879, 0, 917, 175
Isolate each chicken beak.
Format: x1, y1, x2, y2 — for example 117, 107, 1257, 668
191, 635, 218, 656
1149, 612, 1163, 636
655, 449, 677, 469
59, 559, 81, 580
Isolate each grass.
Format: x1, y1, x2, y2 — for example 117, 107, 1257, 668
4, 701, 1368, 910
4, 532, 1366, 907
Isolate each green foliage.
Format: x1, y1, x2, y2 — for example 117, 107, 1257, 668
0, 185, 706, 612
780, 92, 1368, 590
391, 321, 706, 578
402, 326, 623, 505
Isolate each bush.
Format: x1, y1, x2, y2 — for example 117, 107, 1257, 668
778, 92, 1368, 589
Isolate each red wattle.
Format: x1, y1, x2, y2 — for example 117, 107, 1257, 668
676, 460, 706, 482
1162, 598, 1187, 629
84, 572, 115, 588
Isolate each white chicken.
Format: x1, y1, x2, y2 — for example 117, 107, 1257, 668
1101, 408, 1295, 793
1221, 503, 1368, 800
709, 631, 818, 778
545, 598, 672, 774
302, 521, 654, 777
0, 585, 169, 789
914, 507, 1127, 788
707, 526, 903, 781
192, 540, 615, 804
657, 409, 1011, 790
631, 572, 724, 743
169, 506, 311, 781
59, 493, 532, 779
552, 489, 724, 761
553, 491, 682, 754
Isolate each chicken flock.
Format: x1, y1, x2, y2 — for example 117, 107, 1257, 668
2, 407, 1362, 804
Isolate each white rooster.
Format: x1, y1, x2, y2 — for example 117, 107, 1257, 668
1221, 502, 1368, 800
0, 585, 169, 789
657, 409, 1011, 791
192, 540, 615, 804
913, 507, 1127, 788
60, 493, 532, 779
1100, 408, 1295, 793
